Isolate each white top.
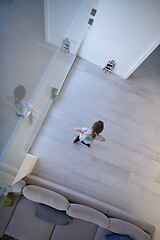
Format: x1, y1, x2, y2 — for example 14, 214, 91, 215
15, 101, 32, 117
79, 128, 102, 144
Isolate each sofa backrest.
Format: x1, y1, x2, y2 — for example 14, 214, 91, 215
26, 174, 155, 239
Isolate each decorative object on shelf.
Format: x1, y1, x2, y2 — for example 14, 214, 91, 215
103, 60, 116, 73
62, 38, 70, 53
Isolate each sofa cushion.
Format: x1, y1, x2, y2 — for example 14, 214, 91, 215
109, 218, 151, 240
94, 226, 113, 240
50, 218, 98, 240
23, 185, 69, 210
5, 196, 54, 240
36, 203, 73, 225
0, 195, 20, 238
106, 234, 132, 239
107, 207, 155, 235
67, 203, 110, 229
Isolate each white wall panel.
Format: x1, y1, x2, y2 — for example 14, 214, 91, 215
78, 0, 160, 78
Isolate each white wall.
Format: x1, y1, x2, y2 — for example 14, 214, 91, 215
78, 0, 160, 78
44, 0, 98, 54
44, 0, 82, 47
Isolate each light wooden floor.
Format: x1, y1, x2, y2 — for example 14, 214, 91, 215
0, 0, 56, 153
30, 46, 160, 239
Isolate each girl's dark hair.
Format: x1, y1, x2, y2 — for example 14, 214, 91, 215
13, 85, 26, 105
92, 120, 104, 139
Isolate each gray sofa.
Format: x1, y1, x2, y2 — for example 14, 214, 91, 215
0, 174, 156, 240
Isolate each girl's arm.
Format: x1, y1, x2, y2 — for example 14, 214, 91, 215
97, 134, 105, 142
74, 127, 82, 132
30, 106, 36, 112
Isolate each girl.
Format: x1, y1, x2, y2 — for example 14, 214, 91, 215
8, 85, 34, 124
72, 120, 105, 147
